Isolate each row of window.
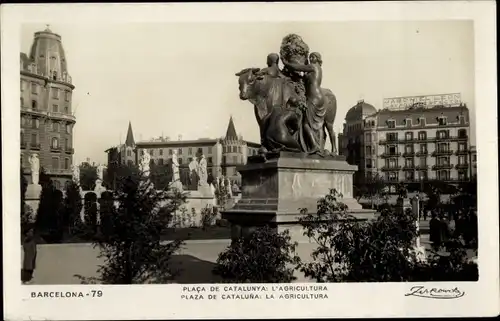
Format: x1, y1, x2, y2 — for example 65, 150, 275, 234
366, 141, 468, 157
20, 132, 72, 150
21, 98, 72, 114
139, 146, 213, 157
21, 116, 72, 134
148, 157, 214, 166
223, 146, 242, 153
363, 115, 466, 129
21, 154, 71, 171
379, 155, 469, 169
21, 81, 71, 101
385, 169, 468, 181
381, 129, 467, 142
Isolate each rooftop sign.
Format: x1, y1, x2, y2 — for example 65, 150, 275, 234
383, 93, 462, 110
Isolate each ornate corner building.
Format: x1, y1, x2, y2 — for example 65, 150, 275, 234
20, 26, 76, 189
339, 94, 476, 193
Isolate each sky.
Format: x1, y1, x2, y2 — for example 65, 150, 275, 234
21, 21, 475, 164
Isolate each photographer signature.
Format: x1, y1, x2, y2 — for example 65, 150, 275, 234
405, 286, 465, 299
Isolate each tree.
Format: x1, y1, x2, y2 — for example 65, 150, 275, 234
213, 226, 300, 283
35, 176, 65, 243
76, 174, 187, 284
79, 162, 98, 190
355, 173, 386, 208
62, 181, 83, 236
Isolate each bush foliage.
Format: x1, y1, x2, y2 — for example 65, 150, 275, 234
213, 226, 301, 283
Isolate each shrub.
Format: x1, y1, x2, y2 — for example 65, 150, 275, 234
35, 176, 65, 243
200, 205, 217, 230
299, 188, 478, 282
63, 181, 83, 236
76, 174, 187, 284
213, 226, 301, 283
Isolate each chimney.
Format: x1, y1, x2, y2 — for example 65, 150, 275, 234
178, 135, 182, 141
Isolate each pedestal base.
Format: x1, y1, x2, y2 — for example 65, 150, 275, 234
25, 184, 42, 200
222, 152, 377, 242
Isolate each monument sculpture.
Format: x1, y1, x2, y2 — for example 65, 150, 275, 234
28, 153, 40, 185
235, 34, 338, 156
139, 150, 151, 177
170, 150, 183, 191
224, 33, 375, 243
72, 164, 80, 184
188, 156, 199, 189
197, 155, 208, 186
96, 164, 106, 181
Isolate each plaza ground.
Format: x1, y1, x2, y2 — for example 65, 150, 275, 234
22, 219, 461, 285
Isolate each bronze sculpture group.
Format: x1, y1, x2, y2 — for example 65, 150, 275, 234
236, 34, 338, 156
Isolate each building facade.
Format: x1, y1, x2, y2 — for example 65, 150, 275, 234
20, 26, 76, 189
106, 117, 260, 185
340, 94, 475, 193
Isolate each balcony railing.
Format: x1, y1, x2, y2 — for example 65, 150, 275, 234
65, 147, 74, 154
402, 165, 416, 171
415, 165, 429, 170
380, 152, 401, 158
416, 151, 428, 156
455, 163, 469, 169
455, 150, 468, 155
50, 146, 62, 152
402, 151, 415, 157
432, 150, 453, 156
380, 165, 402, 171
47, 111, 76, 122
30, 143, 41, 150
432, 164, 453, 170
379, 138, 399, 145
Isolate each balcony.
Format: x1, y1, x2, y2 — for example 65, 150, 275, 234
380, 165, 401, 172
455, 163, 469, 169
402, 151, 415, 157
47, 111, 76, 122
432, 164, 453, 170
402, 165, 416, 171
379, 138, 399, 145
455, 149, 468, 155
50, 146, 62, 153
380, 152, 401, 158
415, 165, 429, 170
416, 151, 428, 156
30, 143, 41, 150
65, 147, 74, 154
432, 150, 453, 156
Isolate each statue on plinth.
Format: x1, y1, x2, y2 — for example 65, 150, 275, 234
71, 164, 80, 184
28, 153, 40, 185
139, 150, 151, 177
96, 164, 106, 181
197, 155, 208, 186
170, 150, 183, 191
235, 34, 338, 156
188, 156, 199, 189
94, 179, 107, 198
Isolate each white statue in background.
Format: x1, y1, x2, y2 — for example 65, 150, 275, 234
197, 155, 208, 186
171, 150, 180, 183
140, 150, 151, 177
71, 164, 80, 184
28, 153, 40, 185
96, 164, 106, 181
226, 178, 233, 198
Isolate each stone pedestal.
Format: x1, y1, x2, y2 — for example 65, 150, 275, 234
222, 152, 377, 242
25, 184, 42, 214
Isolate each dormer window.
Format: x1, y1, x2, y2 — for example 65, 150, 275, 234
405, 118, 412, 127
458, 115, 465, 124
387, 120, 396, 129
437, 116, 447, 126
419, 117, 426, 126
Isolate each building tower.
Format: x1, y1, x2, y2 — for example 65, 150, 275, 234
120, 121, 137, 166
221, 116, 247, 184
20, 25, 76, 190
339, 100, 378, 186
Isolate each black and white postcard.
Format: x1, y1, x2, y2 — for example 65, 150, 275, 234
2, 2, 498, 320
